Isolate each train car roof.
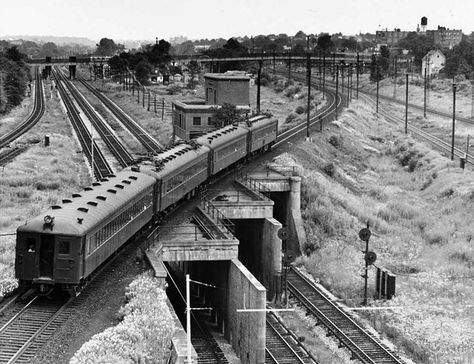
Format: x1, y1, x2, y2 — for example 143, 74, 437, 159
195, 124, 248, 150
240, 115, 278, 131
131, 142, 209, 179
17, 171, 155, 236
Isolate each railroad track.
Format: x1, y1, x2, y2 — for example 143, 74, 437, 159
76, 76, 163, 154
0, 295, 71, 363
278, 67, 474, 166
0, 68, 45, 149
287, 267, 404, 364
164, 263, 228, 364
53, 68, 114, 179
0, 146, 27, 166
358, 92, 474, 165
55, 69, 134, 168
265, 312, 317, 364
274, 84, 341, 148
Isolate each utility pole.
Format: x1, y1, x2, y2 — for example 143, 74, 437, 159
257, 60, 262, 114
322, 54, 326, 100
90, 125, 95, 182
376, 67, 380, 114
306, 47, 311, 139
356, 53, 360, 99
288, 52, 292, 80
423, 67, 427, 118
393, 56, 397, 99
335, 65, 339, 120
452, 83, 457, 160
186, 274, 192, 364
405, 73, 409, 134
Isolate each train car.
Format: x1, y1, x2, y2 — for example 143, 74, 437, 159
241, 115, 279, 155
195, 124, 249, 176
15, 171, 156, 294
130, 142, 209, 212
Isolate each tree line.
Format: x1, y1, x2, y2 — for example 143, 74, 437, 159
0, 46, 31, 114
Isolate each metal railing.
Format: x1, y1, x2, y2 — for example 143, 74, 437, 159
200, 199, 235, 236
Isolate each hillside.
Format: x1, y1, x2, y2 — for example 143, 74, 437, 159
269, 98, 474, 363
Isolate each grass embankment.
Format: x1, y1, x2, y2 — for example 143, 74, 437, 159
70, 273, 175, 363
270, 101, 474, 363
0, 79, 90, 297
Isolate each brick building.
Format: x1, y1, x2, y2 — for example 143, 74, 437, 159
427, 27, 463, 50
204, 72, 250, 106
172, 72, 251, 140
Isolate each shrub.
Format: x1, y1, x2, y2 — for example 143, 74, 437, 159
285, 113, 299, 124
295, 105, 305, 114
284, 84, 302, 98
328, 135, 343, 149
71, 273, 175, 364
322, 163, 336, 177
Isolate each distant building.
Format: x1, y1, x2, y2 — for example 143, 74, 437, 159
194, 45, 211, 52
422, 50, 446, 77
172, 72, 251, 140
427, 26, 463, 50
375, 29, 410, 47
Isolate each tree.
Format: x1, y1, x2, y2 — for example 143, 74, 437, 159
185, 60, 200, 89
398, 32, 435, 68
96, 38, 117, 56
40, 42, 60, 57
317, 34, 334, 55
211, 103, 243, 128
135, 59, 153, 84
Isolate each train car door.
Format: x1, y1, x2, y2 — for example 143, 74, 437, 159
15, 233, 39, 280
39, 234, 55, 278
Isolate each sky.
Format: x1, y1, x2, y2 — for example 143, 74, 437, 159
0, 0, 473, 42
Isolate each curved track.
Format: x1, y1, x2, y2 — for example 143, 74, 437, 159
265, 312, 317, 364
287, 267, 404, 364
76, 76, 163, 154
53, 68, 113, 179
0, 68, 45, 149
55, 69, 134, 168
358, 91, 474, 166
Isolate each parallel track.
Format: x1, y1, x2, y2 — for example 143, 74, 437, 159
76, 76, 163, 154
55, 69, 134, 168
0, 146, 27, 166
53, 68, 113, 179
0, 295, 70, 363
358, 92, 474, 164
287, 267, 404, 364
265, 312, 317, 364
0, 68, 45, 149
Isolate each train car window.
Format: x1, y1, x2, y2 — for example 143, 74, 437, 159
26, 238, 36, 253
59, 240, 70, 254
193, 117, 201, 126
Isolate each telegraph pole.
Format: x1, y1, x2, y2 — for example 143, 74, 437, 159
335, 65, 339, 120
356, 53, 360, 99
257, 60, 262, 114
405, 73, 409, 134
423, 67, 427, 117
376, 67, 380, 114
306, 48, 311, 139
322, 54, 326, 100
452, 83, 457, 160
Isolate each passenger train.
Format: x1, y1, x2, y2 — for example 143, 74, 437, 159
15, 115, 278, 294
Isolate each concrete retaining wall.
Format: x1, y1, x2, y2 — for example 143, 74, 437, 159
226, 259, 266, 364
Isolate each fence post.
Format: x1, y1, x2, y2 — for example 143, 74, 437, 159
147, 91, 150, 111
154, 94, 157, 113
142, 87, 145, 107
162, 99, 165, 119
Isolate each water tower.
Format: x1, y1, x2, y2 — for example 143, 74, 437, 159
421, 16, 428, 32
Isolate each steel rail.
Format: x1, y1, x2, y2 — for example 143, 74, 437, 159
56, 69, 134, 168
52, 69, 113, 179
0, 68, 45, 149
287, 267, 404, 364
76, 77, 163, 153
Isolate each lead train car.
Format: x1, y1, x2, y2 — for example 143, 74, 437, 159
15, 171, 156, 293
